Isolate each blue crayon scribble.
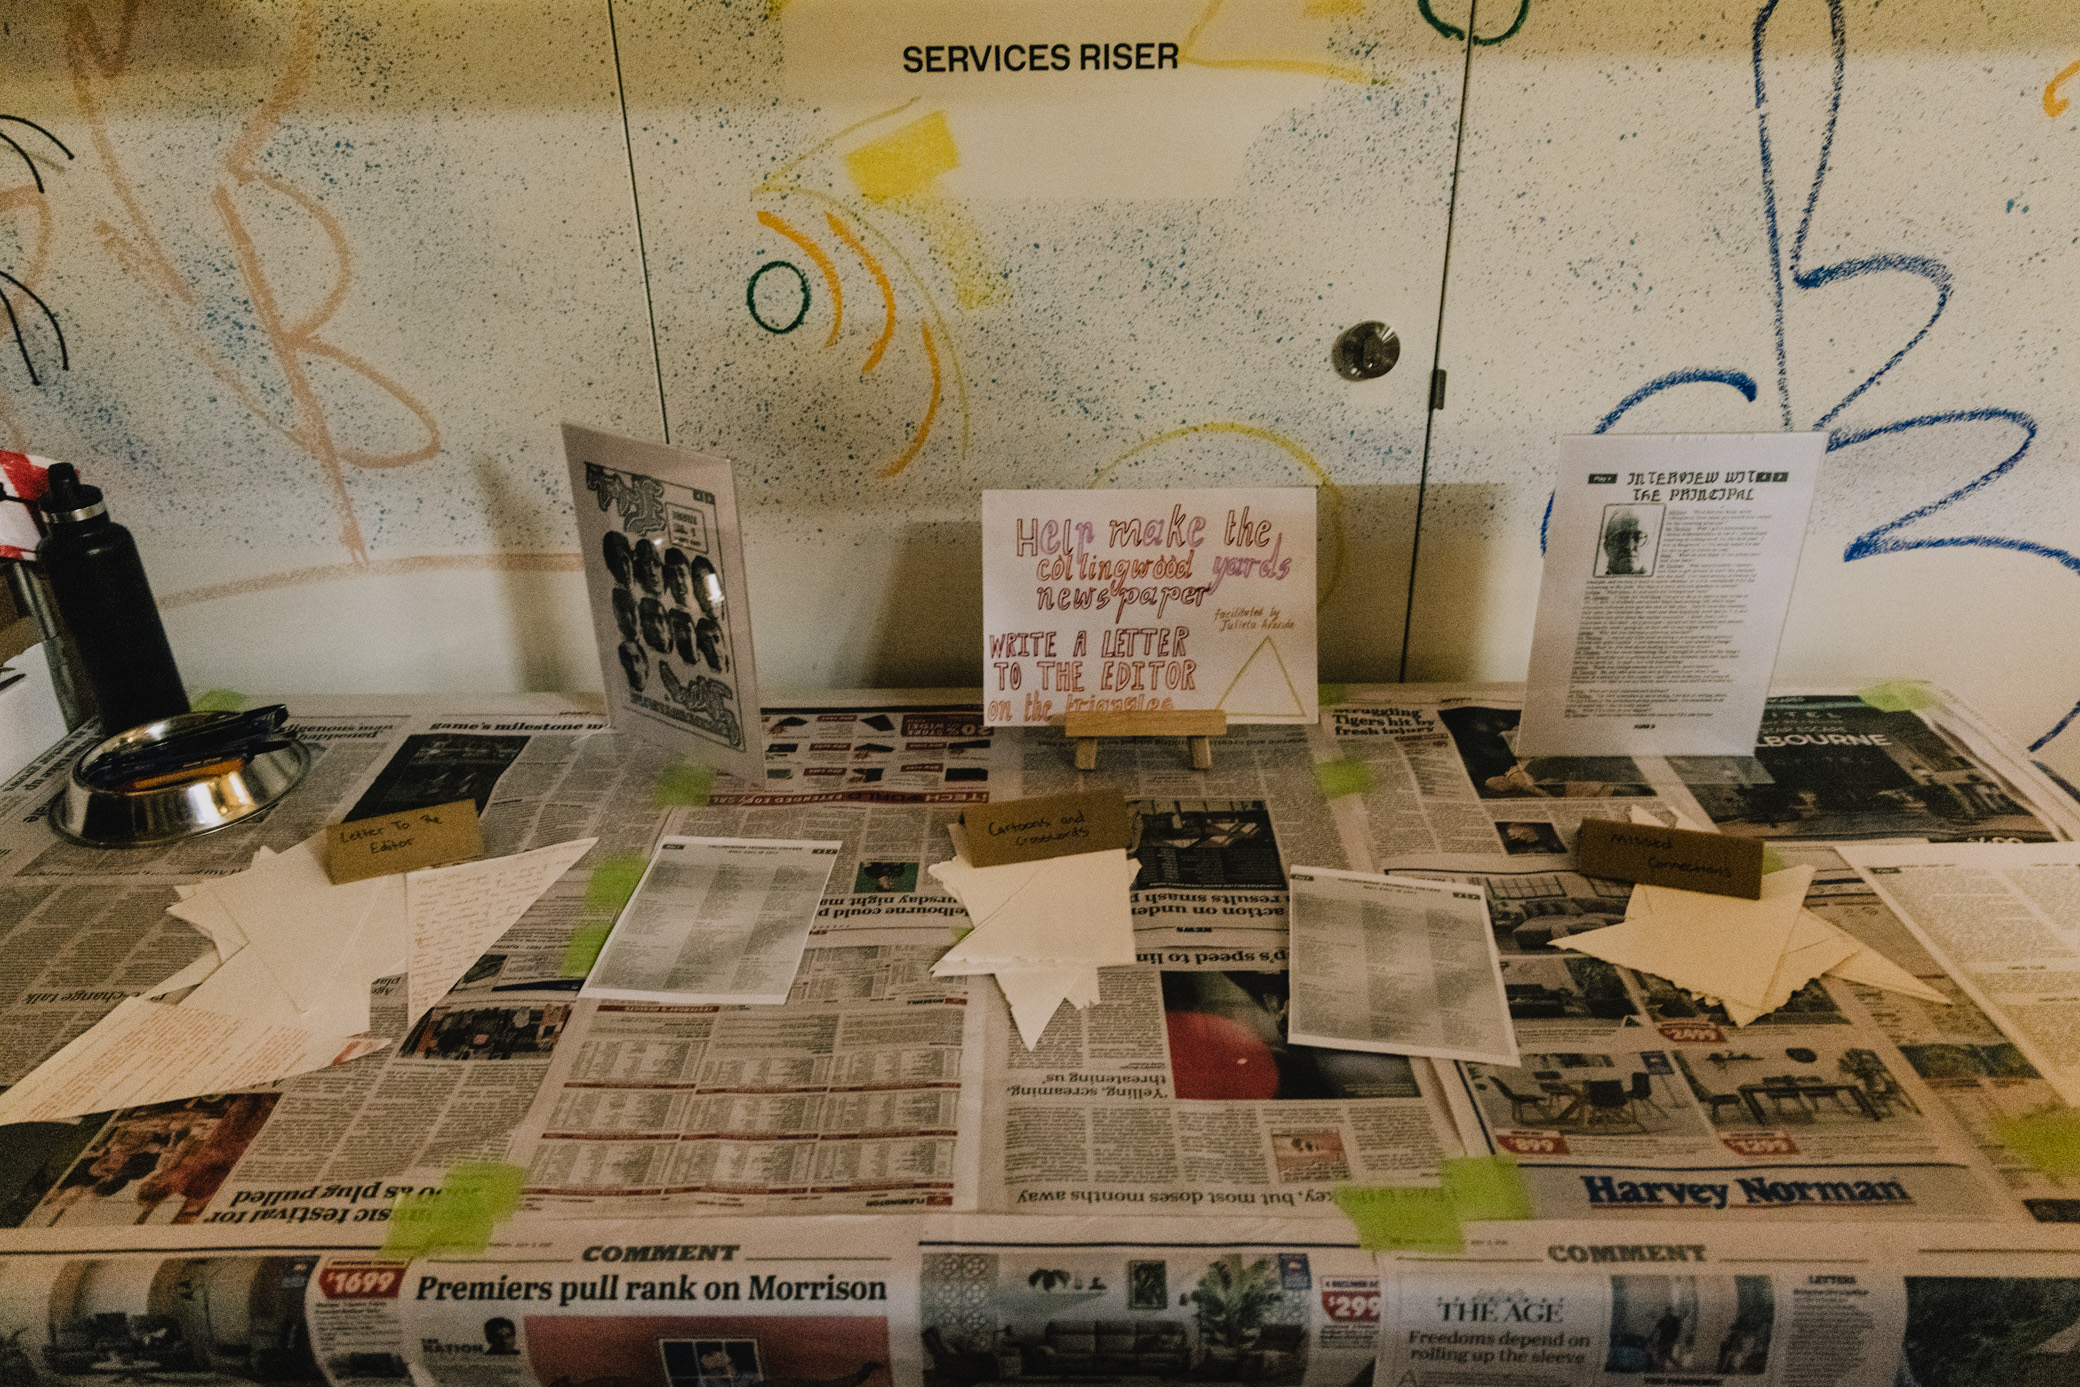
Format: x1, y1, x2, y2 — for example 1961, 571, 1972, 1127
1577, 0, 2069, 750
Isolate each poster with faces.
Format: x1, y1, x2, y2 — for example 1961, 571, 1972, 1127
563, 424, 763, 778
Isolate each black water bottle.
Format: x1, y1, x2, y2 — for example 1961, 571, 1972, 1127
35, 464, 188, 733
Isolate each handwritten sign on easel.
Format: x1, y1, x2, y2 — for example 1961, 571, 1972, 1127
980, 488, 1318, 729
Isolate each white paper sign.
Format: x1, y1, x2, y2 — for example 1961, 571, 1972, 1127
564, 423, 763, 777
582, 836, 841, 1005
1286, 866, 1517, 1066
980, 487, 1317, 727
1518, 433, 1823, 757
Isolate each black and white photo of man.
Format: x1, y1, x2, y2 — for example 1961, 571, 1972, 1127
611, 586, 639, 642
602, 529, 634, 588
1594, 503, 1663, 577
632, 536, 664, 595
639, 596, 671, 653
618, 639, 650, 692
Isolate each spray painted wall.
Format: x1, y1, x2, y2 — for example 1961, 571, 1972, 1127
2, 1, 2077, 773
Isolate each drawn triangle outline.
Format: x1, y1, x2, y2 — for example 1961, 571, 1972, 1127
1216, 635, 1306, 719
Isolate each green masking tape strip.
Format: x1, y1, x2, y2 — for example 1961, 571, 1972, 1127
559, 856, 648, 977
559, 920, 613, 978
1331, 1184, 1464, 1254
1994, 1108, 2080, 1180
584, 855, 648, 913
381, 1162, 526, 1258
1760, 846, 1790, 875
1857, 680, 1935, 713
1318, 683, 1350, 708
1439, 1154, 1535, 1222
653, 762, 716, 808
1314, 757, 1374, 801
191, 689, 246, 713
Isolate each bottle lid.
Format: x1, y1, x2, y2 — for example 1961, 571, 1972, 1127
41, 464, 106, 524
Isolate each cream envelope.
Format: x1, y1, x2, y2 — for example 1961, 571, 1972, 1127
1568, 866, 1814, 1013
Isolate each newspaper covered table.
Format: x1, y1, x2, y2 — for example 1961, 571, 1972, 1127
0, 686, 2073, 1387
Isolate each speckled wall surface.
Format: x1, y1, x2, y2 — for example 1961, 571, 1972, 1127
1409, 0, 2080, 772
5, 1, 2077, 771
0, 0, 1456, 703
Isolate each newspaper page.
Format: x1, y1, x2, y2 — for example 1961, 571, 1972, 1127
0, 704, 677, 1245
1377, 1218, 2080, 1387
1014, 719, 1338, 937
507, 929, 971, 1217
1406, 852, 2011, 1220
370, 1213, 1383, 1387
0, 1218, 2069, 1387
1325, 686, 2080, 873
1838, 843, 2080, 1108
967, 947, 1465, 1216
1784, 847, 2080, 1224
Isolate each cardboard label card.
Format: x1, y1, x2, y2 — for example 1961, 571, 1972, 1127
963, 791, 1134, 867
1575, 816, 1763, 899
563, 423, 763, 779
327, 800, 483, 884
981, 488, 1317, 727
1518, 433, 1822, 757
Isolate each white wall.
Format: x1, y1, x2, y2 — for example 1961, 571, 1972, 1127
6, 0, 2079, 774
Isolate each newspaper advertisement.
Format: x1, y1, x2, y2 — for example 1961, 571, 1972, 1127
1377, 1218, 2080, 1387
728, 706, 996, 806
1415, 858, 2010, 1219
1678, 695, 2063, 843
1784, 849, 2080, 1224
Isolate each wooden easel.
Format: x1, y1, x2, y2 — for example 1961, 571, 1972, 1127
1064, 709, 1228, 771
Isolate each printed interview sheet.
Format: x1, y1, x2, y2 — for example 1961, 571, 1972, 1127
1286, 866, 1517, 1066
1518, 432, 1823, 757
582, 836, 841, 1005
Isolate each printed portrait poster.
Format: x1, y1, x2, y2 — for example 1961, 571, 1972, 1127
1518, 433, 1823, 759
981, 488, 1317, 728
563, 424, 763, 778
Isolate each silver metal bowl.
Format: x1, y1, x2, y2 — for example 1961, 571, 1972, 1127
47, 713, 310, 848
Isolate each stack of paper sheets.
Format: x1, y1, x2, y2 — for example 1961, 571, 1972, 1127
0, 832, 594, 1124
928, 826, 1139, 1047
1562, 811, 1944, 1023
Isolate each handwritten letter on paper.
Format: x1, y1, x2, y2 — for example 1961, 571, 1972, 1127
980, 488, 1317, 727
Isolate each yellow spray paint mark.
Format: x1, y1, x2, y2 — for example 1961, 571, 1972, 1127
1304, 0, 1365, 14
845, 112, 960, 202
882, 320, 944, 477
753, 99, 974, 471
889, 192, 1007, 311
1182, 0, 1385, 85
2047, 54, 2080, 118
826, 212, 897, 373
756, 210, 843, 348
1091, 421, 1348, 609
